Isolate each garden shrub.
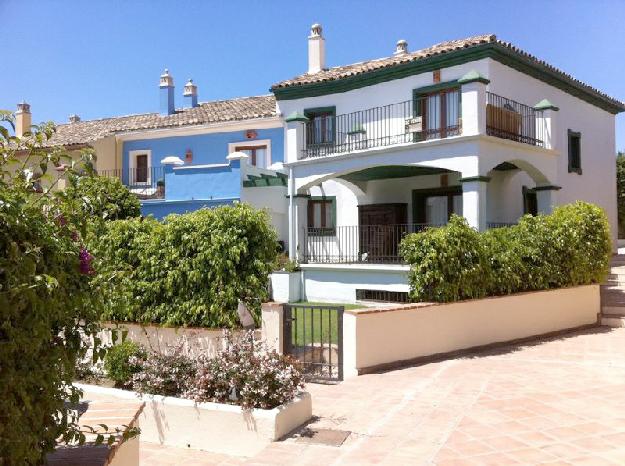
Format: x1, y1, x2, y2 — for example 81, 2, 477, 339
60, 174, 141, 221
0, 124, 111, 463
103, 341, 146, 388
399, 215, 491, 302
91, 203, 278, 327
187, 331, 305, 409
130, 348, 197, 397
400, 201, 611, 303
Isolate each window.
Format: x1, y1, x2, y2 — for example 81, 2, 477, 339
307, 197, 336, 234
304, 107, 335, 145
234, 145, 268, 169
415, 88, 461, 140
128, 150, 152, 185
522, 186, 537, 216
568, 130, 582, 174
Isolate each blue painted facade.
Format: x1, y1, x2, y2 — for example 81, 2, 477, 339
164, 160, 241, 201
124, 127, 284, 218
141, 198, 237, 219
122, 127, 284, 174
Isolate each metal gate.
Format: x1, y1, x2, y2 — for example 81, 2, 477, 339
283, 304, 343, 382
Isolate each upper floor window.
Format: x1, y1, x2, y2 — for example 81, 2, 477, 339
414, 88, 461, 140
305, 107, 336, 145
235, 144, 268, 169
568, 130, 582, 174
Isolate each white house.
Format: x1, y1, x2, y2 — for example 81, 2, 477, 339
272, 25, 625, 303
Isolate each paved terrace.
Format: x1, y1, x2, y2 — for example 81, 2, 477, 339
138, 326, 625, 465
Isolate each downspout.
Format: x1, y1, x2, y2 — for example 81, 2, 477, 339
288, 165, 295, 260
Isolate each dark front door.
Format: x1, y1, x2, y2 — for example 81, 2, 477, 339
358, 203, 407, 262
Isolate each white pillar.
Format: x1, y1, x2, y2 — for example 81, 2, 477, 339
459, 70, 489, 136
461, 177, 490, 231
293, 195, 309, 262
285, 117, 307, 163
534, 99, 559, 150
535, 186, 560, 215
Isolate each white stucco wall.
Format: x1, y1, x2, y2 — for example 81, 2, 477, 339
240, 185, 288, 242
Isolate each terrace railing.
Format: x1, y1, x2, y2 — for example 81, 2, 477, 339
97, 166, 165, 199
302, 94, 462, 159
303, 223, 441, 264
486, 92, 544, 147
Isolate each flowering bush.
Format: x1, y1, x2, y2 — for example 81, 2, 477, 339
130, 347, 197, 397
103, 341, 146, 388
186, 332, 305, 410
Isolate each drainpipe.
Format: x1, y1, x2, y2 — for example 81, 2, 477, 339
288, 166, 295, 260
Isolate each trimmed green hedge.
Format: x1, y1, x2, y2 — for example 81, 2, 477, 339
90, 203, 278, 327
400, 202, 612, 303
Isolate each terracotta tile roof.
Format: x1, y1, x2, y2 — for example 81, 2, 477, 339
45, 94, 277, 147
271, 34, 624, 112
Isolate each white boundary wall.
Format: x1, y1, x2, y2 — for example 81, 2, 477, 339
343, 284, 600, 377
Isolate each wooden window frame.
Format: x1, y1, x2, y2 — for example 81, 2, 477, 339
307, 196, 336, 236
234, 144, 268, 168
413, 82, 461, 140
304, 106, 336, 146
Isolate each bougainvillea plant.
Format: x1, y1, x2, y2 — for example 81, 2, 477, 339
0, 119, 136, 464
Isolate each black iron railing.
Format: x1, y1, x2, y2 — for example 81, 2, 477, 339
486, 92, 544, 147
98, 166, 165, 198
303, 223, 440, 264
486, 221, 518, 229
302, 93, 462, 158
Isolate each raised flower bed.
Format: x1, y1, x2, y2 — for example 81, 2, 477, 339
76, 383, 311, 456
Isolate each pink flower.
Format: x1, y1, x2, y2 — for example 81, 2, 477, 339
79, 247, 94, 275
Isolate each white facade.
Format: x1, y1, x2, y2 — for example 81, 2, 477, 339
275, 38, 623, 303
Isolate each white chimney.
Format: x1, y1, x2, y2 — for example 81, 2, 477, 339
308, 23, 325, 74
15, 101, 32, 138
394, 39, 408, 56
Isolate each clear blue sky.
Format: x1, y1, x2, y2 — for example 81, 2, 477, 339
2, 0, 624, 150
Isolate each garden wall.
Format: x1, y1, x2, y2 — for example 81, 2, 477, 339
100, 323, 259, 358
343, 284, 600, 377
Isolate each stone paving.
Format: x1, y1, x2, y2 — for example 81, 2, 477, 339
139, 326, 625, 465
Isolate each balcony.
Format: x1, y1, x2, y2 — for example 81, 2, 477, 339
301, 93, 462, 159
303, 224, 440, 264
98, 166, 165, 199
486, 92, 545, 147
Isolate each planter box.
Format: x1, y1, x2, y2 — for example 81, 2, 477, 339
270, 271, 301, 303
76, 383, 312, 457
343, 284, 600, 377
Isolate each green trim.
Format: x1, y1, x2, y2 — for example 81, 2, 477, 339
412, 79, 460, 95
272, 43, 625, 114
533, 99, 559, 111
457, 70, 490, 85
243, 173, 287, 187
286, 194, 311, 199
532, 185, 562, 192
284, 112, 309, 123
412, 186, 462, 224
459, 176, 491, 183
341, 165, 451, 183
568, 129, 582, 175
303, 106, 336, 117
308, 196, 337, 236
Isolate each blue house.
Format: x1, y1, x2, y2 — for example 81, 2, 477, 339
45, 69, 288, 240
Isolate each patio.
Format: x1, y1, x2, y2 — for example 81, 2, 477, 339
138, 325, 625, 465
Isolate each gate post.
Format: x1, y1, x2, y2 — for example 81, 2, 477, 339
261, 302, 284, 354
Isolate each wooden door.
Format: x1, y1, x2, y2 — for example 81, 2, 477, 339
358, 204, 407, 262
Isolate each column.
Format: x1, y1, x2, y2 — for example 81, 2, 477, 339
459, 70, 490, 136
285, 113, 308, 163
535, 185, 561, 215
460, 176, 490, 231
534, 99, 559, 150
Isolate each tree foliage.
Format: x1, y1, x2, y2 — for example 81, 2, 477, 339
0, 121, 124, 463
400, 202, 611, 303
617, 151, 625, 237
60, 174, 141, 221
90, 204, 278, 327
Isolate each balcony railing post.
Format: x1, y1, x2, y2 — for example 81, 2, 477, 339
533, 99, 559, 150
459, 71, 489, 137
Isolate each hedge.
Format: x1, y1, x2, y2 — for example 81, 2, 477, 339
90, 203, 278, 327
400, 202, 612, 303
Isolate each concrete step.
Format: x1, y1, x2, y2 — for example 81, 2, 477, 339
601, 314, 625, 327
601, 306, 625, 316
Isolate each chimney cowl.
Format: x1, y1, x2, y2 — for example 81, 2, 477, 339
309, 23, 322, 38
394, 39, 408, 56
159, 68, 174, 88
16, 101, 31, 114
69, 114, 81, 123
159, 68, 175, 115
184, 79, 199, 108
